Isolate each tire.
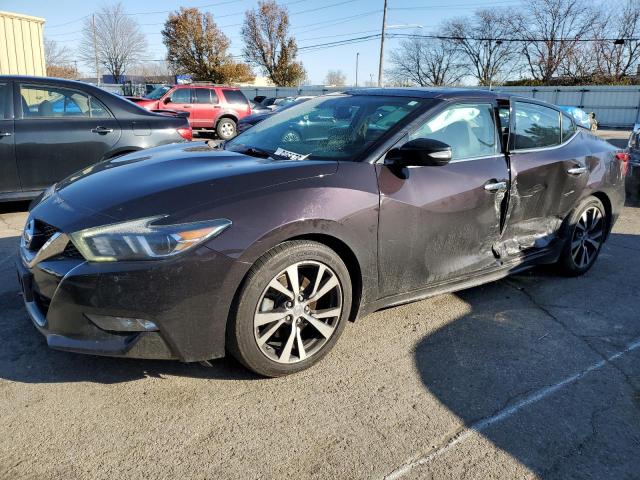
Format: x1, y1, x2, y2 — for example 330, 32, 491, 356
216, 118, 237, 140
227, 240, 352, 377
556, 196, 607, 276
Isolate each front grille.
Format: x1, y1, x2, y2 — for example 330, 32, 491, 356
28, 220, 61, 252
61, 242, 84, 259
33, 290, 51, 316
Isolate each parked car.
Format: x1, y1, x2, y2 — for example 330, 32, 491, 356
0, 76, 192, 202
625, 126, 640, 198
17, 89, 626, 377
558, 105, 596, 131
237, 96, 314, 134
127, 84, 251, 140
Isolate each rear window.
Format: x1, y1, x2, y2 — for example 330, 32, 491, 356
0, 83, 9, 119
562, 112, 576, 142
222, 89, 248, 105
193, 89, 213, 104
514, 102, 561, 150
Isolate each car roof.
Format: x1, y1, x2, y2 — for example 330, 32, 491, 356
345, 87, 510, 100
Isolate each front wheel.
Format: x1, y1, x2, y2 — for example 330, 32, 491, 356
227, 241, 352, 377
557, 197, 607, 276
216, 118, 237, 140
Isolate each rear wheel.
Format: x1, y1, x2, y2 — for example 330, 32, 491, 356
216, 118, 236, 140
557, 197, 607, 276
227, 241, 351, 377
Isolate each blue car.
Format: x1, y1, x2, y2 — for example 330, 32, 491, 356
558, 105, 595, 131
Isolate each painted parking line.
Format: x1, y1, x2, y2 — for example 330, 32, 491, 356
385, 337, 640, 480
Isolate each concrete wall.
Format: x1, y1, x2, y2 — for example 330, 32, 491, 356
0, 11, 46, 77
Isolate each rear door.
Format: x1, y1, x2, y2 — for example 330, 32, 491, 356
0, 81, 19, 194
190, 88, 221, 128
377, 101, 509, 294
14, 83, 122, 191
497, 100, 590, 257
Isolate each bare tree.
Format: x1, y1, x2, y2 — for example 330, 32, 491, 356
325, 69, 347, 86
509, 0, 598, 82
242, 0, 305, 86
593, 0, 640, 80
387, 36, 463, 87
44, 39, 71, 67
443, 10, 516, 86
162, 8, 254, 83
44, 39, 76, 78
79, 3, 147, 81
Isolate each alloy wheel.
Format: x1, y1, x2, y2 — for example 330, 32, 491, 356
220, 122, 235, 138
253, 261, 343, 364
571, 206, 604, 268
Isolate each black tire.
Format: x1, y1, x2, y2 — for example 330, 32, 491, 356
227, 240, 352, 377
216, 118, 237, 140
556, 196, 607, 276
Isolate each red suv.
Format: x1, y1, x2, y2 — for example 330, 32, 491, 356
129, 85, 251, 140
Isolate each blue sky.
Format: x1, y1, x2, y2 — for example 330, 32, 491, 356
4, 0, 519, 84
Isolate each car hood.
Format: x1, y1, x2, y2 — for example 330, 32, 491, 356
31, 142, 338, 232
241, 111, 273, 123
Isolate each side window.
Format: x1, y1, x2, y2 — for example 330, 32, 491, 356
222, 89, 248, 105
513, 102, 561, 150
193, 89, 212, 104
0, 83, 9, 119
562, 112, 576, 142
169, 88, 191, 104
20, 85, 92, 118
409, 103, 498, 161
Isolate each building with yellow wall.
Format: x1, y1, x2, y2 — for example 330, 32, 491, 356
0, 11, 46, 76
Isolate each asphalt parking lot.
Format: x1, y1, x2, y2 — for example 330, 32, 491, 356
1, 131, 639, 479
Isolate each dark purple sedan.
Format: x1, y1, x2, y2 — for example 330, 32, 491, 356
17, 89, 627, 377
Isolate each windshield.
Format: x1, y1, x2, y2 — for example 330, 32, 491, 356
226, 94, 428, 161
144, 85, 170, 100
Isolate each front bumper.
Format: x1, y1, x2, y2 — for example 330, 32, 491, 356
17, 243, 246, 362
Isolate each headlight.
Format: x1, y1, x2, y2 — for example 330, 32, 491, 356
70, 216, 231, 262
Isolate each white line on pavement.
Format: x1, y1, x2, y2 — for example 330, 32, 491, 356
385, 338, 640, 480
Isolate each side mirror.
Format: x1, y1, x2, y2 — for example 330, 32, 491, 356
387, 138, 452, 167
163, 97, 171, 105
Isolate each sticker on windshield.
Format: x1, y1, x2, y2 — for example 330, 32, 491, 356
274, 147, 310, 161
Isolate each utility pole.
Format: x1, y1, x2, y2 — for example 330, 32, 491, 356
355, 52, 360, 88
92, 14, 100, 86
377, 0, 388, 87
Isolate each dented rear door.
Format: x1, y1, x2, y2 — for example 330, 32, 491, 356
497, 101, 590, 258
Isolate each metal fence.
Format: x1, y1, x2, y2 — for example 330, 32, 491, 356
241, 85, 640, 129
97, 82, 640, 128
486, 86, 640, 128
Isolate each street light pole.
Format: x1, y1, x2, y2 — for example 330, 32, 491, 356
355, 52, 360, 88
377, 0, 388, 87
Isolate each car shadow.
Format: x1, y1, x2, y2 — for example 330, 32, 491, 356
412, 232, 640, 477
0, 200, 30, 214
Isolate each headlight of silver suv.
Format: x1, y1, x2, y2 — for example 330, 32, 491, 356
69, 216, 231, 262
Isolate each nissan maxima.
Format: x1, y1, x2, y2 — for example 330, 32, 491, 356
17, 89, 626, 377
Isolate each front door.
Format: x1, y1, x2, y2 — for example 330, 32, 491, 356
0, 81, 19, 194
377, 102, 509, 296
14, 83, 122, 191
163, 87, 193, 121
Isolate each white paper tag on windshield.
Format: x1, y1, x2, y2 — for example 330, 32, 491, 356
274, 147, 310, 161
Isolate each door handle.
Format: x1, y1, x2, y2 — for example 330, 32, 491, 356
484, 181, 508, 192
91, 126, 113, 134
567, 166, 588, 175
183, 105, 192, 108
0, 132, 12, 137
